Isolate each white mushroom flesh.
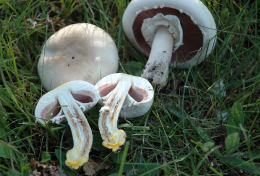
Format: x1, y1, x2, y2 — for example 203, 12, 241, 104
57, 91, 93, 169
99, 78, 130, 151
35, 81, 99, 169
96, 73, 154, 151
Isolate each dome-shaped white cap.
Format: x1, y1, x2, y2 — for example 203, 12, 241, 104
38, 23, 119, 91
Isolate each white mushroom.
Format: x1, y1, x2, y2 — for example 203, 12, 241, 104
95, 73, 154, 151
123, 0, 217, 86
35, 80, 100, 169
38, 23, 119, 91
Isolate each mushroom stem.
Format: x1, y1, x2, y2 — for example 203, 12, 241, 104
58, 92, 92, 169
141, 27, 174, 86
99, 78, 132, 151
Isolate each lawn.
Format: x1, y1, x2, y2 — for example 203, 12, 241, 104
0, 0, 259, 175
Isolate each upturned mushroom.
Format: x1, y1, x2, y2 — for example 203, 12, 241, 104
38, 23, 119, 91
122, 0, 217, 86
95, 73, 154, 151
35, 80, 100, 169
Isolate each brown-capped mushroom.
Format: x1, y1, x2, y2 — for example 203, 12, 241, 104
95, 73, 154, 151
123, 0, 217, 86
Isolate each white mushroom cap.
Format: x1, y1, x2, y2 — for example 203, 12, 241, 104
35, 80, 100, 169
38, 23, 119, 91
122, 0, 217, 68
95, 73, 154, 151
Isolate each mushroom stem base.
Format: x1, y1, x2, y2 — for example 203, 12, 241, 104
141, 27, 174, 86
102, 129, 126, 151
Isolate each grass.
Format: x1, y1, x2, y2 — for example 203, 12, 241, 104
0, 0, 259, 175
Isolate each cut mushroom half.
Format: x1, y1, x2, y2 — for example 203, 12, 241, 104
35, 80, 100, 169
95, 73, 154, 151
123, 0, 217, 86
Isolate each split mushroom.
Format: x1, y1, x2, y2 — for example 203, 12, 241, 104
122, 0, 217, 86
38, 23, 119, 91
95, 73, 154, 151
35, 80, 100, 169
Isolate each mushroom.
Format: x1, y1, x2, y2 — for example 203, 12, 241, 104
35, 80, 100, 169
38, 23, 119, 91
122, 0, 217, 86
95, 73, 154, 151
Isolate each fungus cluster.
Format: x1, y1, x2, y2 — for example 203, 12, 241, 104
35, 23, 121, 169
34, 0, 217, 170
